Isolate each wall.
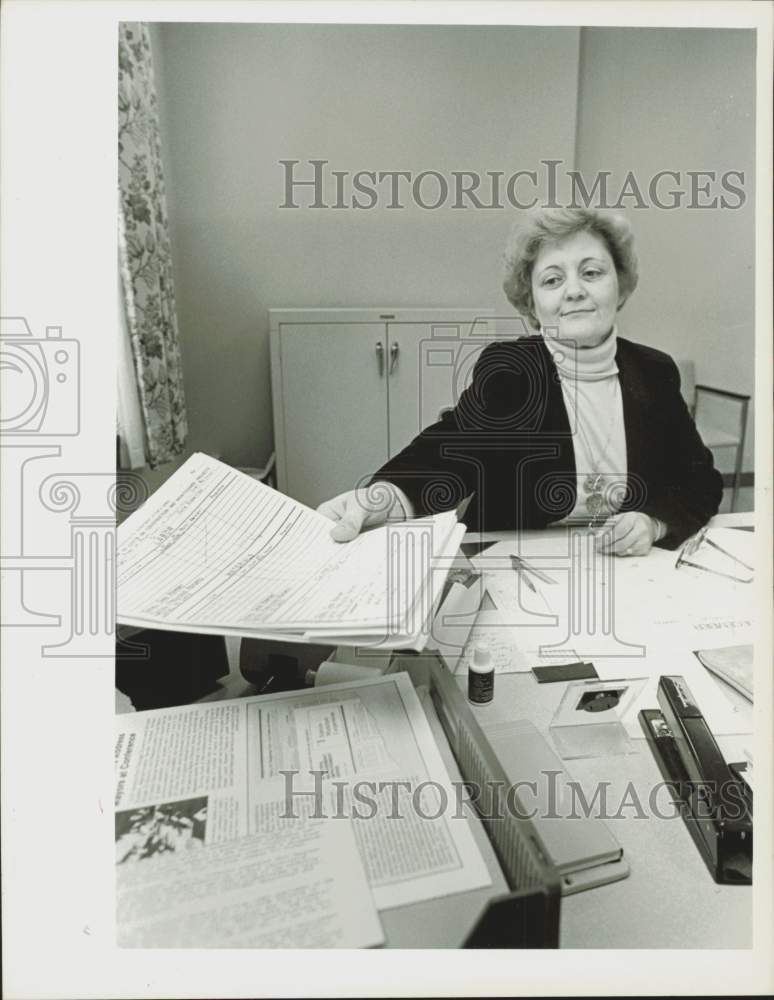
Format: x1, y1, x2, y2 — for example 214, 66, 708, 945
575, 27, 756, 470
138, 22, 755, 496
144, 23, 580, 481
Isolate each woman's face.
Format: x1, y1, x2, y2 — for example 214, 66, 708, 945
530, 230, 621, 347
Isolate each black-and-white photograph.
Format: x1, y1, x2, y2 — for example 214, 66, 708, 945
113, 10, 761, 945
2, 2, 772, 998
115, 797, 208, 864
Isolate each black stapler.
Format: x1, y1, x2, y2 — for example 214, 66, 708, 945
639, 675, 752, 885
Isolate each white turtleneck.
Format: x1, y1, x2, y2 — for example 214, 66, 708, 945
541, 327, 628, 524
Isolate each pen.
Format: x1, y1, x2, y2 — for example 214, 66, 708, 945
510, 555, 537, 592
510, 554, 557, 585
510, 555, 555, 613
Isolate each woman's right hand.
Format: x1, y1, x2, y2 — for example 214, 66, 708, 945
317, 481, 413, 542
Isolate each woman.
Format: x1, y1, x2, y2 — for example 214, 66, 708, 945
318, 208, 723, 556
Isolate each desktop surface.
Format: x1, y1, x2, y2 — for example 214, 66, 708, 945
396, 511, 755, 948
116, 513, 755, 949
457, 670, 751, 949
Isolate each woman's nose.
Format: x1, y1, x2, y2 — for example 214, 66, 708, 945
563, 274, 585, 299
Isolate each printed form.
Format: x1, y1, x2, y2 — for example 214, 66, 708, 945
117, 453, 461, 645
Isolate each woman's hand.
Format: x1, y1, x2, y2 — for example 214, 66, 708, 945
317, 481, 413, 542
593, 511, 664, 557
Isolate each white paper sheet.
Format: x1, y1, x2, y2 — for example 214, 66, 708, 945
471, 526, 757, 666
117, 453, 459, 644
114, 673, 490, 916
464, 526, 755, 737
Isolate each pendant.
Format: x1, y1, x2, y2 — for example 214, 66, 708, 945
586, 492, 604, 517
584, 473, 603, 494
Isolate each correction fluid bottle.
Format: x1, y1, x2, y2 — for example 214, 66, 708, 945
468, 643, 494, 704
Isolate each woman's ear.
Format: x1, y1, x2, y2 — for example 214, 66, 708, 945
526, 292, 537, 328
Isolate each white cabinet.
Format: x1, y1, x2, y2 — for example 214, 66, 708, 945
270, 309, 493, 508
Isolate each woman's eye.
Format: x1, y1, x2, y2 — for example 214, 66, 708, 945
542, 275, 562, 288
583, 268, 602, 279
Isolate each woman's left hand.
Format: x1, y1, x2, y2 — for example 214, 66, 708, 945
594, 511, 661, 557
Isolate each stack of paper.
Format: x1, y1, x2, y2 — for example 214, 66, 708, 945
114, 673, 491, 947
117, 453, 464, 649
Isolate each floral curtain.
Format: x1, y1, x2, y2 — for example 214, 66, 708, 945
118, 22, 187, 468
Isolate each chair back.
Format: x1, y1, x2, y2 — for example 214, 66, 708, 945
675, 359, 697, 414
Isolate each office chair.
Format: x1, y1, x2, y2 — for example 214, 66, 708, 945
676, 360, 751, 512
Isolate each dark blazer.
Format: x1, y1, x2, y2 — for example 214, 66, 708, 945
373, 335, 723, 549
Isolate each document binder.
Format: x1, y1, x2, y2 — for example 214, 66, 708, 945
639, 675, 752, 885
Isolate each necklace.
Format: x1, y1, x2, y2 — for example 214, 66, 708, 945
572, 381, 621, 526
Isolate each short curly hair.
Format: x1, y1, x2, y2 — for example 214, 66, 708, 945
502, 208, 639, 329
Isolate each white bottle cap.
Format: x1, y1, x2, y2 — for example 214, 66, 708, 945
470, 643, 493, 672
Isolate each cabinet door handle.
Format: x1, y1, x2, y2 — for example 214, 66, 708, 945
389, 341, 400, 375
375, 340, 384, 376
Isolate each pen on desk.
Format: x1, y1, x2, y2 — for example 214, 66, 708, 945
510, 556, 554, 612
510, 555, 556, 585
510, 555, 537, 592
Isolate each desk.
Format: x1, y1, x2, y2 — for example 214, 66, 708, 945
385, 512, 755, 948
457, 673, 751, 948
121, 514, 754, 948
